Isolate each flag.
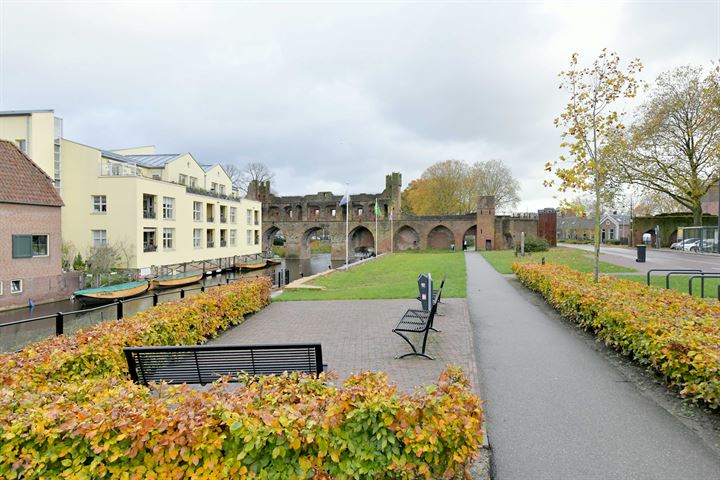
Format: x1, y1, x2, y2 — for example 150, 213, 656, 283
374, 199, 382, 218
339, 193, 349, 206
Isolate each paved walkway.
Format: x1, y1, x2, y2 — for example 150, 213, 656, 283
208, 298, 478, 393
466, 252, 720, 479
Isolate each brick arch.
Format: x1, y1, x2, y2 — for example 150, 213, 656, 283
395, 225, 420, 251
427, 225, 454, 250
349, 225, 375, 254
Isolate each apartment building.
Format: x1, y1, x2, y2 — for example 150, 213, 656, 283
0, 110, 262, 271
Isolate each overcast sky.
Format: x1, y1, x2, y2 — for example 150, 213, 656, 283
1, 0, 718, 211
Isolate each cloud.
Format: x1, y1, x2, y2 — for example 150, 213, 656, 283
0, 0, 717, 211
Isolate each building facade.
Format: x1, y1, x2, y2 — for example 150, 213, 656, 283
0, 110, 262, 271
0, 140, 79, 309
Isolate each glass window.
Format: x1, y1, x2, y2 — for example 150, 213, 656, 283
230, 229, 237, 246
92, 195, 107, 213
189, 176, 198, 188
254, 210, 259, 225
211, 182, 218, 192
92, 230, 107, 247
179, 174, 188, 185
163, 228, 174, 250
206, 229, 214, 248
193, 202, 202, 221
193, 229, 202, 248
16, 139, 27, 153
230, 207, 237, 223
246, 229, 252, 245
10, 280, 22, 294
163, 197, 174, 219
254, 230, 260, 245
31, 235, 48, 256
219, 185, 226, 195
246, 209, 252, 224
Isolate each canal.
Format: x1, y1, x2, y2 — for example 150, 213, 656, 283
0, 254, 349, 352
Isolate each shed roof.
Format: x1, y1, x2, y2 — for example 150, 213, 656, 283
0, 140, 64, 207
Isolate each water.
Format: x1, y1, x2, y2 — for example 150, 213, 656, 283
0, 254, 347, 351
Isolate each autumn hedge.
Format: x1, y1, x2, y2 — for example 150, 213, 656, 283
513, 263, 720, 408
0, 277, 485, 478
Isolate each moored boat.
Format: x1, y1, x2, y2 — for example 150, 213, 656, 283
150, 271, 204, 290
73, 281, 150, 306
265, 255, 282, 265
236, 258, 268, 270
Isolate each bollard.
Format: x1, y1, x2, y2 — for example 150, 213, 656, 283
180, 289, 185, 299
284, 269, 290, 285
116, 300, 124, 319
542, 257, 545, 265
55, 312, 64, 336
201, 285, 205, 293
153, 292, 159, 306
300, 272, 304, 278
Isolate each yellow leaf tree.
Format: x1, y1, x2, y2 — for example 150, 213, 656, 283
547, 49, 643, 282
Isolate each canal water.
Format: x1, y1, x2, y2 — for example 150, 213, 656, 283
0, 254, 351, 352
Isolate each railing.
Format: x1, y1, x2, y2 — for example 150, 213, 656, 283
143, 210, 156, 219
0, 274, 284, 354
220, 216, 227, 223
207, 216, 215, 222
220, 240, 227, 247
99, 161, 140, 177
144, 244, 157, 252
207, 241, 214, 248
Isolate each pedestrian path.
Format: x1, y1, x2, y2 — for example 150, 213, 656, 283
465, 252, 720, 479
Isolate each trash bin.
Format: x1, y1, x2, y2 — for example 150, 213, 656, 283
636, 244, 646, 263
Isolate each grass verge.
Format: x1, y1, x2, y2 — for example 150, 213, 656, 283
275, 251, 466, 301
480, 247, 636, 274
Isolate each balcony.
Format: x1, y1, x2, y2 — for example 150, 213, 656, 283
143, 210, 156, 219
220, 216, 227, 223
220, 240, 227, 247
207, 241, 214, 248
207, 216, 215, 223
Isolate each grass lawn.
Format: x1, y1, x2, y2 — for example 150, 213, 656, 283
275, 251, 466, 301
622, 274, 720, 298
480, 247, 636, 274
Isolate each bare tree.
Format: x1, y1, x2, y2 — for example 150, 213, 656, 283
224, 162, 275, 194
613, 65, 720, 225
469, 159, 520, 213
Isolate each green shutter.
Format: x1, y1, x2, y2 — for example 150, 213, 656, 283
12, 235, 32, 258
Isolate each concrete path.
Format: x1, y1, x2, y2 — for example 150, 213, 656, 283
466, 252, 720, 479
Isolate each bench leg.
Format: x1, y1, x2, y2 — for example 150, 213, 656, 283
393, 330, 435, 360
430, 326, 442, 332
396, 351, 435, 360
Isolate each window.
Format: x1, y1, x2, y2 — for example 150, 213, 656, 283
32, 235, 48, 256
193, 229, 202, 248
92, 195, 107, 213
211, 182, 218, 192
229, 207, 237, 223
10, 280, 22, 294
247, 230, 253, 245
189, 176, 198, 188
163, 228, 174, 250
193, 202, 202, 221
143, 229, 157, 252
220, 229, 227, 247
331, 208, 336, 217
220, 205, 227, 223
163, 197, 174, 219
358, 208, 363, 217
230, 229, 237, 246
206, 229, 215, 248
254, 230, 260, 245
92, 230, 107, 247
16, 139, 27, 153
11, 234, 49, 258
246, 209, 252, 224
219, 185, 226, 195
178, 174, 188, 185
254, 210, 259, 225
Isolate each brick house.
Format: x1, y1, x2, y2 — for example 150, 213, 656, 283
0, 140, 76, 310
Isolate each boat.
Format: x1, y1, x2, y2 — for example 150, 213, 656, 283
265, 255, 282, 265
73, 281, 149, 306
150, 271, 204, 290
236, 258, 268, 270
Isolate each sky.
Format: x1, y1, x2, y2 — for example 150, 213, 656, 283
0, 0, 718, 212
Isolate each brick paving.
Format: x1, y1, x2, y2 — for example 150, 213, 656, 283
207, 298, 478, 393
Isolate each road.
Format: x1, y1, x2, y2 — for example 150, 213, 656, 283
559, 242, 720, 274
466, 252, 720, 479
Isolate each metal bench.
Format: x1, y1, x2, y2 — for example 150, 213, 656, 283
124, 343, 324, 386
393, 294, 439, 360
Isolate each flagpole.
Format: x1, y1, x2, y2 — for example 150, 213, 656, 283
375, 198, 378, 255
345, 188, 350, 268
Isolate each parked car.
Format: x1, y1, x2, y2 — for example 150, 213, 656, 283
671, 238, 697, 250
683, 240, 703, 252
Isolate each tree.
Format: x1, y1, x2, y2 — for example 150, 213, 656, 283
612, 65, 720, 225
403, 159, 520, 215
224, 162, 275, 195
546, 49, 643, 282
632, 189, 687, 217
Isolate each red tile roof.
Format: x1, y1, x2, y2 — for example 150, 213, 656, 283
0, 140, 64, 207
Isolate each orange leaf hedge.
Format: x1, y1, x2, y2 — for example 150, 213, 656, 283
513, 263, 720, 408
0, 277, 485, 478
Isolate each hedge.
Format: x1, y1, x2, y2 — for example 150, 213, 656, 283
0, 277, 485, 478
513, 263, 720, 408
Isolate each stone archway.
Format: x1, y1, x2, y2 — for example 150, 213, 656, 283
428, 225, 454, 250
349, 226, 375, 256
302, 226, 326, 258
463, 226, 477, 251
263, 226, 284, 255
395, 225, 420, 251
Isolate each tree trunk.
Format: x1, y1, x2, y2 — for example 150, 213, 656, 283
593, 173, 601, 283
692, 204, 703, 226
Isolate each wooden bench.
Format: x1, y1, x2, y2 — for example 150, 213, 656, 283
393, 294, 439, 360
124, 343, 324, 386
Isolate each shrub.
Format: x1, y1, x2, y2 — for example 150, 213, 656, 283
0, 277, 485, 478
522, 235, 549, 252
513, 262, 720, 408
